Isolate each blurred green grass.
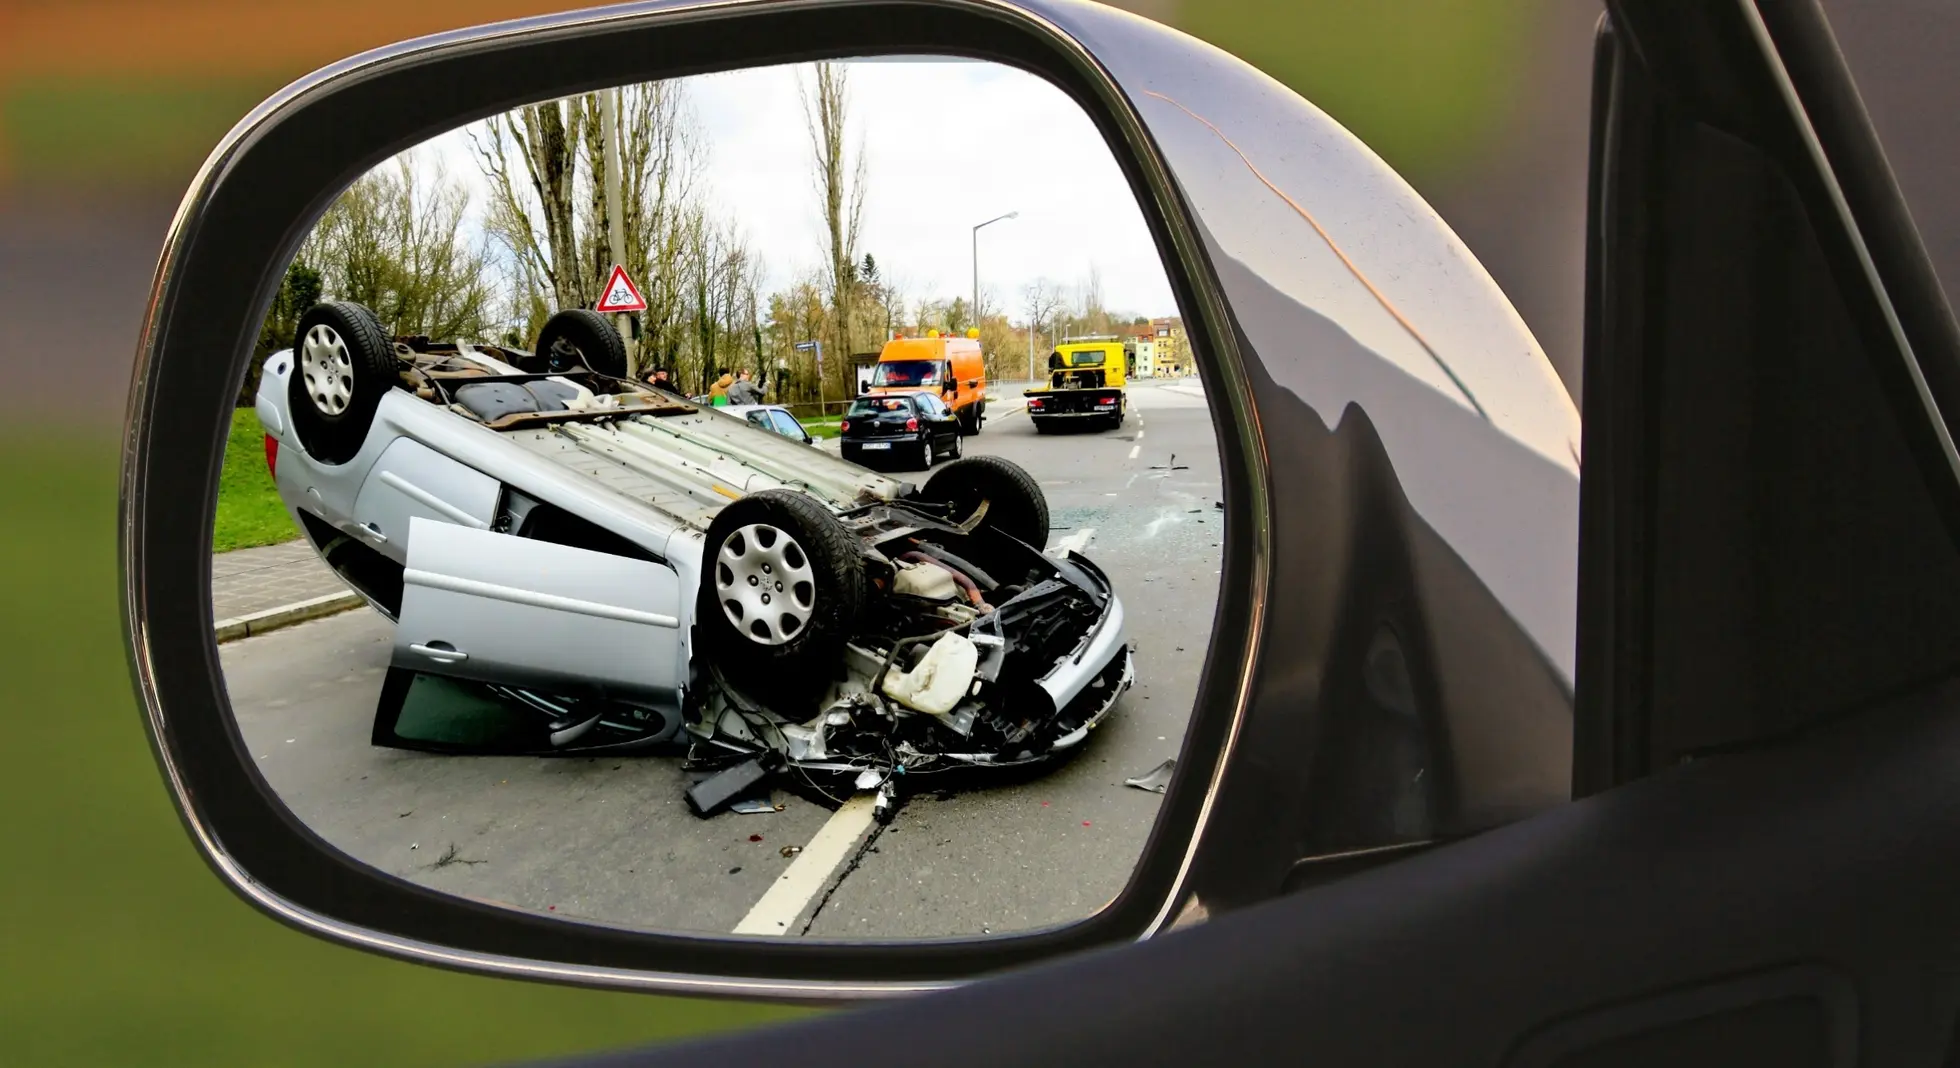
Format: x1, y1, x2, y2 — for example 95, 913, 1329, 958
1179, 0, 1538, 183
0, 435, 806, 1066
0, 3, 1536, 192
215, 408, 300, 553
2, 77, 279, 188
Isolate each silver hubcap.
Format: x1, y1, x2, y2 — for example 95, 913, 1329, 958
715, 523, 816, 645
300, 324, 355, 416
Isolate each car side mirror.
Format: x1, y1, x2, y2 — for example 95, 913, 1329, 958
125, 0, 1578, 1003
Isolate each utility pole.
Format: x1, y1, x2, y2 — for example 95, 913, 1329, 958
971, 211, 1018, 338
601, 86, 634, 378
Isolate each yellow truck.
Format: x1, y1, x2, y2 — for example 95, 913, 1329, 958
1024, 336, 1130, 432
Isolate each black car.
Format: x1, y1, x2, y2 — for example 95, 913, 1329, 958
839, 391, 963, 471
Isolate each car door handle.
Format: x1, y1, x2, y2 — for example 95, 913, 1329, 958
357, 521, 388, 545
409, 642, 468, 663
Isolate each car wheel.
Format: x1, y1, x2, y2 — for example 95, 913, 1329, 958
918, 438, 936, 471
949, 431, 964, 460
699, 490, 865, 693
534, 308, 627, 377
919, 454, 1050, 549
286, 301, 398, 465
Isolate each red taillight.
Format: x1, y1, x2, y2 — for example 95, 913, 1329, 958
263, 433, 279, 478
906, 417, 920, 432
1028, 398, 1045, 408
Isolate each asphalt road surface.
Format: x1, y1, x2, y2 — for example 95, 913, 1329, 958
221, 378, 1223, 940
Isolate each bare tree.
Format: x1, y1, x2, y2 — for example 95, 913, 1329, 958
1022, 278, 1066, 371
301, 155, 497, 341
471, 82, 703, 352
802, 62, 868, 397
470, 99, 588, 316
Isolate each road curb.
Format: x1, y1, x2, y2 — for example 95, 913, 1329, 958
215, 590, 364, 643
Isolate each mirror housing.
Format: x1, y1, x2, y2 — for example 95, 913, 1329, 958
125, 0, 1578, 1000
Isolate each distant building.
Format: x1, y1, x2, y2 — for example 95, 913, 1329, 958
1125, 324, 1157, 377
1151, 316, 1189, 375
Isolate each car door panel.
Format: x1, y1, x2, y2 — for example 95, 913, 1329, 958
530, 0, 1960, 1063
349, 435, 500, 551
392, 517, 685, 711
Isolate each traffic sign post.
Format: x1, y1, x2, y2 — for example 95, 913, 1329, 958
596, 264, 648, 314
795, 340, 825, 414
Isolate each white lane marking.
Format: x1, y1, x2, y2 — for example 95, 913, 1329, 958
1128, 444, 1141, 460
1050, 528, 1097, 557
1137, 430, 1145, 439
733, 794, 878, 936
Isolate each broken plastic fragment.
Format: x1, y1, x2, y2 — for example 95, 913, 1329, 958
1125, 758, 1176, 794
881, 632, 980, 715
855, 768, 886, 791
780, 845, 803, 858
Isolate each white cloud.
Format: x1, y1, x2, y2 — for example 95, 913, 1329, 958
412, 57, 1177, 320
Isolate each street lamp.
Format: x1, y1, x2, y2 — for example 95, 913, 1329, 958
971, 211, 1018, 339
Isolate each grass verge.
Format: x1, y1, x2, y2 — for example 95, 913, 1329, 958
214, 407, 300, 553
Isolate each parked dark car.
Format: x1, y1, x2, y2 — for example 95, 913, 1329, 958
839, 391, 963, 470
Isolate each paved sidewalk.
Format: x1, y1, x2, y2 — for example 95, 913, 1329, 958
210, 539, 354, 624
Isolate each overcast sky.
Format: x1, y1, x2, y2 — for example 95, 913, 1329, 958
412, 57, 1178, 320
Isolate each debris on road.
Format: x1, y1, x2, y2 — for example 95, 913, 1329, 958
729, 797, 784, 815
1125, 758, 1176, 794
780, 845, 803, 858
687, 757, 771, 818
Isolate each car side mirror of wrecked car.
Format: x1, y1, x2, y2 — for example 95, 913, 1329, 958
126, 0, 1580, 1001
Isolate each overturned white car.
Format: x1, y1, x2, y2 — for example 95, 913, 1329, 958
255, 302, 1133, 816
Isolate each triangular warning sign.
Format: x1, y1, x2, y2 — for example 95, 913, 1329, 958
595, 264, 647, 313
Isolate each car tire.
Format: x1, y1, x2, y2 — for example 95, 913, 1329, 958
948, 431, 964, 460
699, 489, 865, 694
919, 454, 1050, 549
286, 301, 399, 465
534, 308, 628, 378
918, 438, 936, 471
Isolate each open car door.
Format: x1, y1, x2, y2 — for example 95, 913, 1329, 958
374, 517, 687, 754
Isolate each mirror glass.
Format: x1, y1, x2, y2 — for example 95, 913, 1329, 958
214, 56, 1223, 940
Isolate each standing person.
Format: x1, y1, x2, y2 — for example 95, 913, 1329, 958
643, 366, 686, 399
709, 372, 735, 406
727, 369, 763, 406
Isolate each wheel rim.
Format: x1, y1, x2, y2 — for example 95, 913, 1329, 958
715, 523, 816, 646
300, 324, 356, 416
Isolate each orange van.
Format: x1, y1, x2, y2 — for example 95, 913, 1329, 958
865, 331, 989, 434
